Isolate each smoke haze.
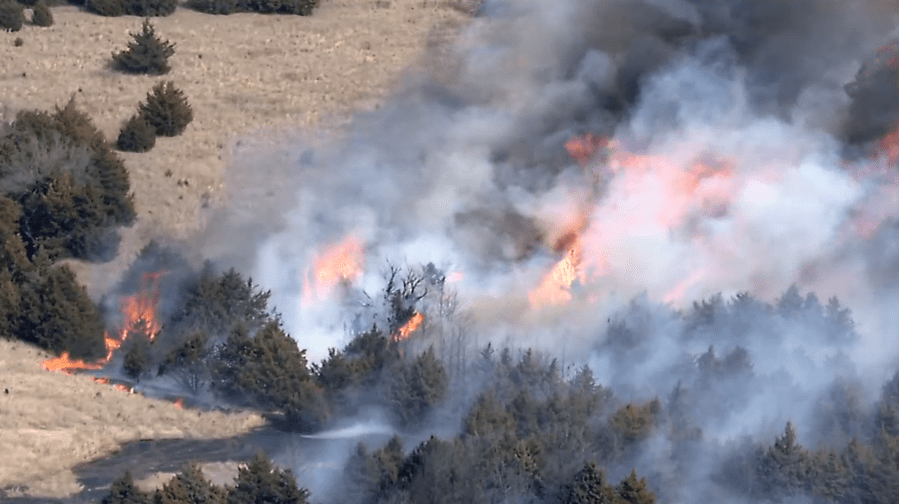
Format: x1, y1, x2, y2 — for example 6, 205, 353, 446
184, 0, 899, 501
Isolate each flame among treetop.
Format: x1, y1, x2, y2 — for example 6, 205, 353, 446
303, 235, 365, 304
393, 312, 424, 343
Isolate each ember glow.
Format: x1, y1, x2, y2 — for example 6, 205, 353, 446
302, 236, 365, 305
393, 312, 424, 342
41, 272, 166, 375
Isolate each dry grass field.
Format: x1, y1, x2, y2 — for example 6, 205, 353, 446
0, 0, 474, 497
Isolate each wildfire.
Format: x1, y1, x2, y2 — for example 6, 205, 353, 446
393, 312, 424, 342
446, 271, 464, 283
302, 235, 365, 304
173, 397, 184, 409
113, 384, 134, 394
528, 233, 585, 308
41, 271, 166, 375
564, 133, 610, 166
877, 123, 899, 166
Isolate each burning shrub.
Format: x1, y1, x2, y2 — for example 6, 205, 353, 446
0, 0, 24, 31
31, 1, 53, 26
111, 19, 175, 75
116, 113, 156, 152
138, 81, 193, 137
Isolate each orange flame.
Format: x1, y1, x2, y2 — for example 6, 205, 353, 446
528, 234, 584, 308
41, 271, 166, 375
877, 123, 899, 166
393, 312, 424, 342
446, 271, 464, 283
565, 133, 609, 166
113, 384, 133, 394
174, 397, 184, 409
302, 236, 365, 304
41, 353, 103, 374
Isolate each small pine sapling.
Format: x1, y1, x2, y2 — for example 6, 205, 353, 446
0, 0, 25, 31
111, 18, 175, 75
116, 113, 156, 152
31, 1, 53, 26
138, 81, 193, 137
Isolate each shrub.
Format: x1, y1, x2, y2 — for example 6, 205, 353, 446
13, 36, 23, 46
380, 347, 448, 428
123, 0, 177, 17
86, 0, 125, 16
138, 81, 193, 136
103, 471, 151, 504
212, 321, 328, 431
158, 331, 210, 394
111, 19, 175, 75
155, 464, 227, 504
170, 267, 272, 338
0, 0, 25, 31
228, 452, 309, 504
116, 113, 156, 152
0, 98, 135, 262
122, 332, 151, 381
13, 258, 107, 360
31, 2, 53, 26
184, 0, 245, 14
248, 0, 316, 15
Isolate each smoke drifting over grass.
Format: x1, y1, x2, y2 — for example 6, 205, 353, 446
183, 0, 899, 501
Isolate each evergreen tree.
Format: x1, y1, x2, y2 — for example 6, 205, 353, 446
616, 469, 656, 504
227, 452, 308, 504
103, 470, 151, 504
155, 464, 226, 504
111, 19, 175, 75
564, 462, 619, 504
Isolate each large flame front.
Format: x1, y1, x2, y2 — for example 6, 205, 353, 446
41, 272, 166, 375
528, 234, 585, 307
527, 133, 739, 310
302, 235, 365, 305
